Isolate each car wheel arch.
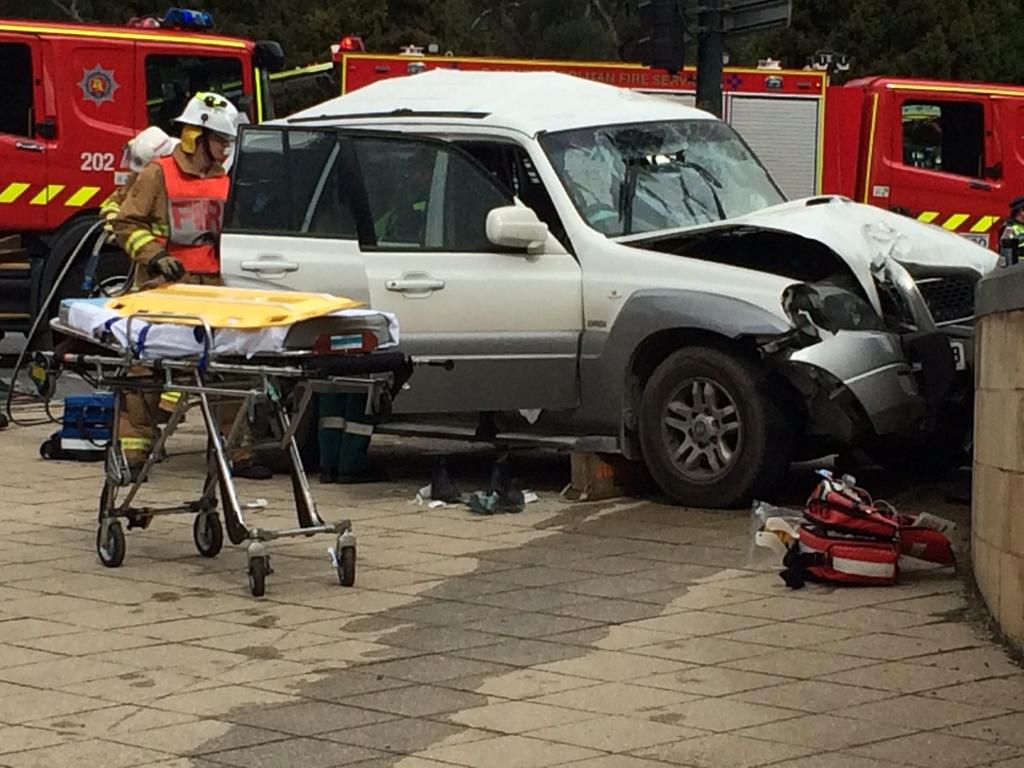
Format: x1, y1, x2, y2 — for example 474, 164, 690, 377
620, 328, 765, 459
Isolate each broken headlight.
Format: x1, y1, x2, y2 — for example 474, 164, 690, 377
783, 284, 885, 335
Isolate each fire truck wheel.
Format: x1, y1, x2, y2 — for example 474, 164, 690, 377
639, 346, 790, 508
36, 217, 130, 349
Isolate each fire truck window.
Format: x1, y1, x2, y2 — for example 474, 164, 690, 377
902, 101, 985, 178
0, 43, 33, 138
146, 55, 245, 134
269, 70, 339, 119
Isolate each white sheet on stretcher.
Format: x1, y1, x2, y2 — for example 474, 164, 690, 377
63, 299, 400, 360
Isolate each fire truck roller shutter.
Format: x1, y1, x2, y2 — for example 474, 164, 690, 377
728, 96, 819, 199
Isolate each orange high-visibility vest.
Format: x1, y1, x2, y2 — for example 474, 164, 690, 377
157, 155, 228, 275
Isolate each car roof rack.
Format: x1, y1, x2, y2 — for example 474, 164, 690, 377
287, 109, 490, 124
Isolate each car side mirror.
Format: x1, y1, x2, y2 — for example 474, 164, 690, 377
486, 205, 549, 254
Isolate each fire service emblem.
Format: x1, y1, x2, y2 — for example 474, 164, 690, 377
79, 65, 120, 105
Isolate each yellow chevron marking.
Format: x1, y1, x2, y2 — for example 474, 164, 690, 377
970, 215, 1001, 233
942, 213, 970, 231
29, 185, 65, 205
64, 186, 101, 207
0, 183, 30, 204
917, 211, 940, 224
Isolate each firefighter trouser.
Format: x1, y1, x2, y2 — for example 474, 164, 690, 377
159, 389, 182, 415
317, 393, 373, 476
119, 377, 252, 465
118, 273, 239, 460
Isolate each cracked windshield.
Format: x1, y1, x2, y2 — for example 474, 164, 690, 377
542, 119, 785, 236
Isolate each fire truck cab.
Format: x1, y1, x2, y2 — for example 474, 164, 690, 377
828, 77, 1024, 252
0, 12, 283, 338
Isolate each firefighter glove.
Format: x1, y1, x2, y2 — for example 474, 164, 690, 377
147, 251, 186, 282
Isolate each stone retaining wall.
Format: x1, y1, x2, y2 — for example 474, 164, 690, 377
974, 264, 1024, 643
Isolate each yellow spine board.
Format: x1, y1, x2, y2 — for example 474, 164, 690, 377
105, 284, 363, 329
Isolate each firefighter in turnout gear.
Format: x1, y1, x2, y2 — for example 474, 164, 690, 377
111, 92, 272, 495
103, 127, 184, 420
101, 127, 179, 234
1000, 196, 1024, 268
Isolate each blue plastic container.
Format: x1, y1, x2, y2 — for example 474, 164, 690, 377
40, 392, 115, 461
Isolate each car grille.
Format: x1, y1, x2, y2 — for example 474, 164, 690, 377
915, 275, 977, 326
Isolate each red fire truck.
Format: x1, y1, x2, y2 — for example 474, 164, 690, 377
0, 10, 283, 339
330, 50, 1017, 254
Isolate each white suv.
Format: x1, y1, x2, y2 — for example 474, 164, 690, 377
221, 71, 995, 507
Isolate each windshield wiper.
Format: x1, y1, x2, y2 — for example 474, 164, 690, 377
620, 159, 641, 236
675, 155, 727, 220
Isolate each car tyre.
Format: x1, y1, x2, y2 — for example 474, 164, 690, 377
639, 346, 790, 508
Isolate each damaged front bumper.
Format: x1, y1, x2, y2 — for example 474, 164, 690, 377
768, 261, 959, 445
777, 331, 939, 443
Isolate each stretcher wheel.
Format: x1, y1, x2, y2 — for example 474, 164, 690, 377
96, 521, 125, 568
248, 556, 268, 597
337, 546, 356, 587
193, 514, 223, 558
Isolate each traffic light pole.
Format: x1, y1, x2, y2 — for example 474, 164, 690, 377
695, 0, 724, 117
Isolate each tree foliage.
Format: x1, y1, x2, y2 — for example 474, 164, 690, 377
7, 0, 1024, 81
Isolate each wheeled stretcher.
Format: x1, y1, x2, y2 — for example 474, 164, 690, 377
41, 285, 432, 597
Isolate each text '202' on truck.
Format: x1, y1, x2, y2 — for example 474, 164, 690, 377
221, 70, 996, 507
0, 13, 283, 337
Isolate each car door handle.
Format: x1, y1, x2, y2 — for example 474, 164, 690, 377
385, 277, 446, 293
240, 259, 299, 273
969, 181, 993, 191
15, 141, 44, 153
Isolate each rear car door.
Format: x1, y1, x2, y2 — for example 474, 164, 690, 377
221, 127, 368, 300
222, 127, 584, 413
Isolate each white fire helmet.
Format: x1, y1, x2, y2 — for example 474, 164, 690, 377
174, 91, 239, 140
127, 126, 179, 172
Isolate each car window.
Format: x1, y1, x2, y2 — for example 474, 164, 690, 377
352, 136, 512, 251
456, 140, 571, 251
0, 43, 33, 138
226, 128, 356, 238
901, 100, 985, 178
541, 119, 784, 237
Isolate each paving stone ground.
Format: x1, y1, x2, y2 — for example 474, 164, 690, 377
0, 420, 1019, 768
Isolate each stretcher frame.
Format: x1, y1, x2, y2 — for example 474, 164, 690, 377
47, 312, 417, 597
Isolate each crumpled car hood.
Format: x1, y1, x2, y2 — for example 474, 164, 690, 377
734, 197, 997, 274
621, 195, 997, 277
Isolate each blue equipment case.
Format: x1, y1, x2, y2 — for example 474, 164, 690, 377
40, 392, 114, 461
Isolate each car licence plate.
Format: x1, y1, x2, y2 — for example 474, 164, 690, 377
950, 340, 967, 371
